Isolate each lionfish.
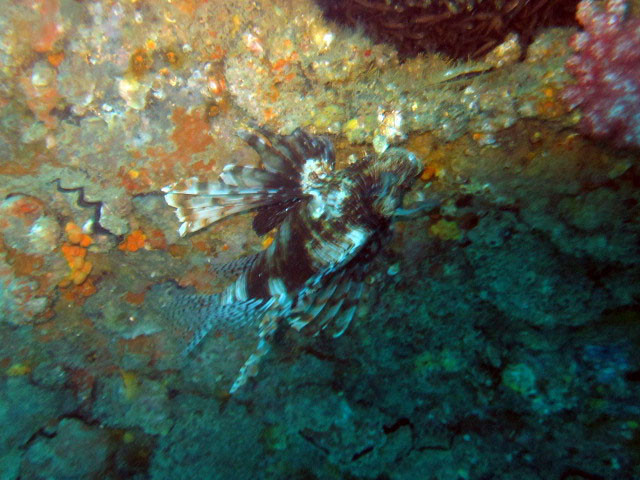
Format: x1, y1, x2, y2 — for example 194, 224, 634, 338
160, 126, 429, 393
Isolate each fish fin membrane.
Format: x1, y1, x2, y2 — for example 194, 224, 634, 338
252, 198, 302, 235
162, 166, 301, 236
289, 260, 368, 337
163, 127, 334, 236
210, 252, 262, 280
148, 282, 266, 355
238, 126, 335, 182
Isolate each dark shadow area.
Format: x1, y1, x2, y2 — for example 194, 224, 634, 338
315, 0, 580, 59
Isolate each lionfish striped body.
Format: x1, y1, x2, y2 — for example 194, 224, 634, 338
161, 126, 422, 392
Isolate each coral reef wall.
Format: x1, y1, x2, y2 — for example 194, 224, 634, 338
0, 0, 639, 478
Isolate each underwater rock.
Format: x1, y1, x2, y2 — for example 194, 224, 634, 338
20, 60, 60, 129
118, 76, 151, 111
57, 53, 97, 116
466, 217, 607, 328
99, 199, 131, 236
0, 194, 61, 255
92, 373, 173, 436
0, 0, 637, 478
150, 394, 264, 479
0, 255, 49, 325
21, 418, 112, 479
0, 377, 76, 476
502, 362, 537, 396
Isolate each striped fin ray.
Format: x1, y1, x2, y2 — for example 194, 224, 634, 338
163, 127, 335, 237
275, 128, 335, 171
220, 164, 297, 190
148, 282, 271, 355
238, 128, 301, 181
181, 298, 270, 354
288, 260, 368, 338
322, 276, 364, 337
210, 252, 262, 280
162, 165, 301, 236
238, 127, 335, 181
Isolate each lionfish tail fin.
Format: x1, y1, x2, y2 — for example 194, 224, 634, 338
148, 282, 266, 355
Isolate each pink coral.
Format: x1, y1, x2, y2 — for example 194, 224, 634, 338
562, 0, 640, 149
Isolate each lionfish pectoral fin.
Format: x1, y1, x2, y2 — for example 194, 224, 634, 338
182, 297, 268, 355
289, 263, 367, 338
162, 126, 334, 236
162, 166, 300, 236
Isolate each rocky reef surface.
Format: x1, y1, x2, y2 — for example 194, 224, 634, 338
0, 0, 639, 478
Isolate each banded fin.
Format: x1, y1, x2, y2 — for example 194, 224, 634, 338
238, 126, 335, 183
230, 338, 271, 394
230, 313, 279, 393
289, 260, 369, 338
210, 252, 261, 280
148, 282, 270, 354
181, 298, 269, 354
252, 198, 301, 236
163, 126, 335, 236
162, 166, 300, 236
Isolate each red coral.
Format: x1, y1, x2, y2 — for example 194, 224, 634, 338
562, 0, 640, 149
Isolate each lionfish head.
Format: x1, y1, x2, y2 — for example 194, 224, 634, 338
371, 148, 422, 218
